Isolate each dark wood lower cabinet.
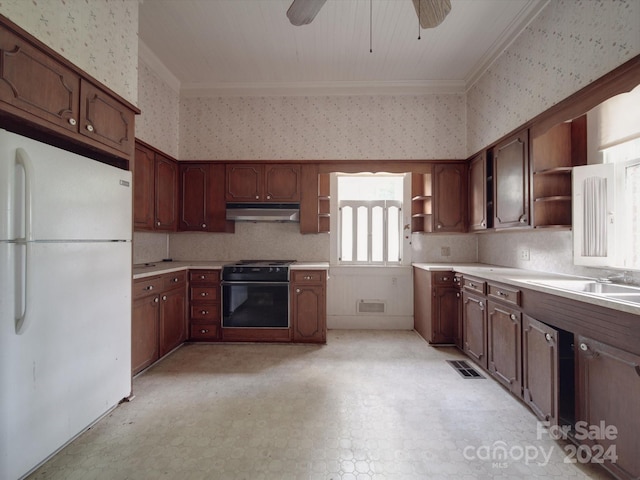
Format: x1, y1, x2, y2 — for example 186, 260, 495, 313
159, 286, 187, 357
132, 272, 186, 375
462, 291, 487, 368
487, 300, 522, 397
414, 269, 459, 344
291, 270, 326, 343
576, 335, 640, 480
132, 294, 159, 375
522, 315, 559, 425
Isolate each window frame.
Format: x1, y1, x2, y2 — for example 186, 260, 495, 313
329, 172, 412, 267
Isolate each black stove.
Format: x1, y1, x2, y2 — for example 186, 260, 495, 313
222, 260, 295, 282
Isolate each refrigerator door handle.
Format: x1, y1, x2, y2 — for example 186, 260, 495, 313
14, 242, 29, 334
15, 147, 33, 242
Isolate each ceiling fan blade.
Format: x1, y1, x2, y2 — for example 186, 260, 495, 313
412, 0, 452, 29
287, 0, 328, 26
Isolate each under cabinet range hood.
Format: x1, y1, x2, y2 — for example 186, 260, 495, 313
226, 203, 300, 222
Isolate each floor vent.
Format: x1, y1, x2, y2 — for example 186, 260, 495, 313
446, 360, 485, 379
357, 300, 386, 314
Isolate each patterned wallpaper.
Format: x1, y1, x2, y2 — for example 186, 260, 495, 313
136, 59, 180, 158
466, 0, 640, 156
0, 0, 139, 105
179, 94, 466, 160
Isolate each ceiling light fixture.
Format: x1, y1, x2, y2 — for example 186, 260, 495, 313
286, 0, 327, 26
287, 0, 451, 30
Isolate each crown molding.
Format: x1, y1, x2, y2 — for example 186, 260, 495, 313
138, 39, 181, 94
464, 0, 549, 91
180, 80, 466, 98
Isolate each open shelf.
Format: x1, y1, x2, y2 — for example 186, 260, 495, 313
317, 173, 330, 233
411, 170, 433, 233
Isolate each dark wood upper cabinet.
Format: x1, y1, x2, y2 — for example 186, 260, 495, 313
433, 163, 467, 233
492, 129, 530, 229
0, 17, 138, 162
225, 164, 300, 202
468, 151, 488, 231
179, 163, 233, 233
133, 143, 155, 230
133, 141, 177, 232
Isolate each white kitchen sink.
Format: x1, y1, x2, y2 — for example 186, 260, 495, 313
523, 278, 640, 305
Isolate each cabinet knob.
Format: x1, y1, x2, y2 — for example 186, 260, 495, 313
200, 329, 209, 334
442, 277, 449, 281
580, 343, 588, 351
469, 282, 476, 288
437, 223, 442, 229
200, 275, 206, 279
68, 118, 77, 126
545, 333, 552, 342
456, 292, 460, 298
156, 221, 161, 226
481, 221, 486, 227
255, 195, 259, 199
479, 302, 484, 310
162, 295, 167, 301
171, 278, 179, 283
201, 292, 208, 297
202, 223, 207, 228
144, 285, 154, 291
86, 124, 94, 133
153, 297, 159, 303
304, 275, 312, 280
201, 310, 208, 315
497, 290, 508, 297
518, 215, 527, 224
296, 288, 301, 293
510, 313, 517, 320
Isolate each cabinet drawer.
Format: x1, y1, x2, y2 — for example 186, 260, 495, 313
433, 271, 455, 285
190, 305, 220, 322
133, 276, 162, 300
190, 324, 219, 341
291, 270, 325, 283
163, 271, 187, 290
190, 286, 219, 302
189, 270, 220, 285
488, 283, 521, 307
463, 277, 486, 295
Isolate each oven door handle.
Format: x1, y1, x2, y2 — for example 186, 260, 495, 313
221, 281, 290, 286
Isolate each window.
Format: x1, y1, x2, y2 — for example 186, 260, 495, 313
330, 173, 410, 266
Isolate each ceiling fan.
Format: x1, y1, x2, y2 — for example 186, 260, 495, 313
287, 0, 452, 28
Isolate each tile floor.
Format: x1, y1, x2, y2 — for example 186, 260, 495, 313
28, 330, 613, 479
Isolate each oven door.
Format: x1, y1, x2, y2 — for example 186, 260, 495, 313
221, 281, 289, 328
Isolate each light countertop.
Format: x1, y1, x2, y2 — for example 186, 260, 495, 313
413, 263, 640, 316
133, 261, 329, 279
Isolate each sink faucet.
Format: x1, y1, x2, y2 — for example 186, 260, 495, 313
598, 270, 633, 285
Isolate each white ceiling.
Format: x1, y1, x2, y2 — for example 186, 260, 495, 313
138, 0, 548, 96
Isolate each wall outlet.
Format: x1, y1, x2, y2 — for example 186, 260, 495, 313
441, 246, 451, 257
519, 248, 530, 261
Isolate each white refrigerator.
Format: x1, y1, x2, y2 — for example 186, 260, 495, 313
0, 129, 132, 479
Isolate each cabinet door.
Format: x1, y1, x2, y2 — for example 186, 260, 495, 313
226, 164, 262, 201
79, 79, 134, 155
180, 163, 232, 232
133, 143, 155, 230
577, 336, 640, 480
0, 27, 80, 133
462, 292, 487, 368
159, 287, 186, 357
468, 152, 488, 231
487, 301, 522, 397
292, 283, 326, 343
493, 130, 530, 228
522, 315, 558, 425
433, 163, 466, 232
264, 164, 301, 202
132, 296, 159, 375
180, 163, 210, 231
432, 286, 459, 344
154, 154, 178, 231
